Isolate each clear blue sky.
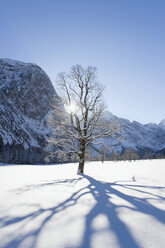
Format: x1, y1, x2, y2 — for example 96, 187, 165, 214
0, 0, 165, 124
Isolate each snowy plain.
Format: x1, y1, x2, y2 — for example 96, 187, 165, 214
0, 160, 165, 248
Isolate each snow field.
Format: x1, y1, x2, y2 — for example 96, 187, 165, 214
0, 159, 165, 248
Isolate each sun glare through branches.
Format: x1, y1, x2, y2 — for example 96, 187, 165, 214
65, 103, 76, 114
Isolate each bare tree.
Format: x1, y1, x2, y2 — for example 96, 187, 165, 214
51, 65, 118, 174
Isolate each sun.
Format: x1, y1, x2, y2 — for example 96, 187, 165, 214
66, 103, 76, 113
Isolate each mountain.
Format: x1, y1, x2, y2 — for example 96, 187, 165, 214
0, 58, 164, 163
100, 111, 165, 159
159, 119, 165, 128
0, 58, 59, 163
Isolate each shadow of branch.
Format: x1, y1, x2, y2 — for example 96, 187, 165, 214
1, 175, 165, 248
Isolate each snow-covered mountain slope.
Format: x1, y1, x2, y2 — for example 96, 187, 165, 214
159, 119, 165, 128
0, 58, 58, 163
101, 111, 165, 157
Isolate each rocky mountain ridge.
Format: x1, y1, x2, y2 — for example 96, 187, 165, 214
0, 58, 58, 163
99, 111, 165, 159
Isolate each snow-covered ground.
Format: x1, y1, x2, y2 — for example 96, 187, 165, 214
0, 160, 165, 248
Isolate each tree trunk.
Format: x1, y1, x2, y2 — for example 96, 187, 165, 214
77, 152, 85, 174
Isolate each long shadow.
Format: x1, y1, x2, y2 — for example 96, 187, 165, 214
76, 175, 139, 248
1, 175, 165, 248
76, 175, 165, 248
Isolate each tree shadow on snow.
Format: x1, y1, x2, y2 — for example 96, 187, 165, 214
1, 175, 165, 248
74, 175, 165, 248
